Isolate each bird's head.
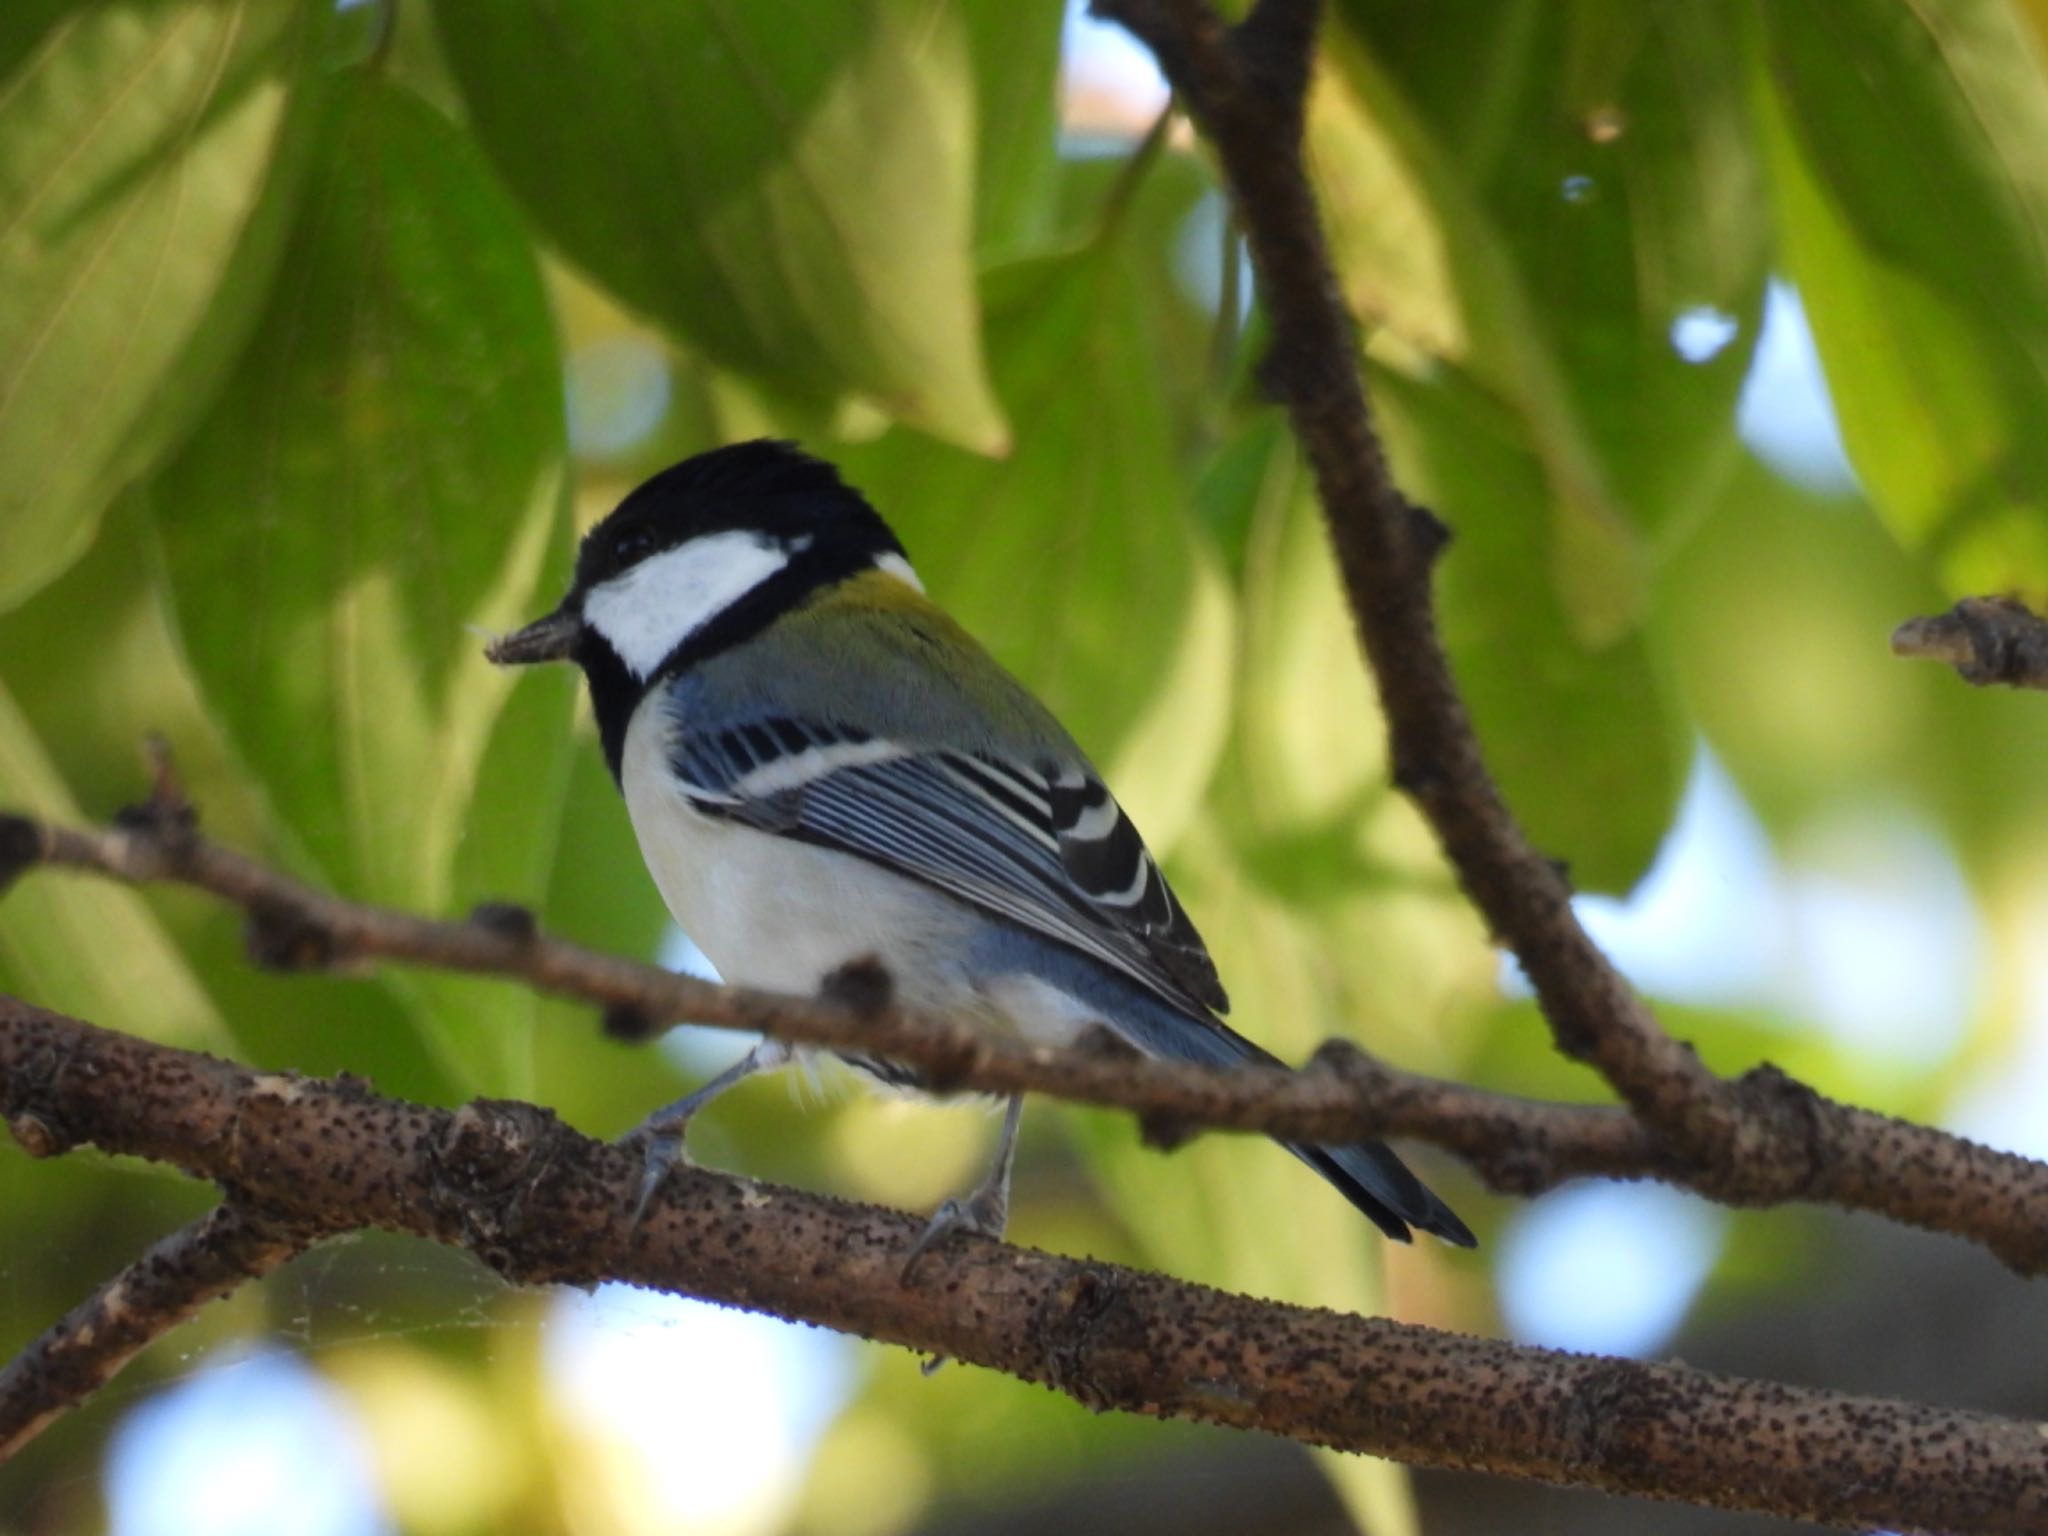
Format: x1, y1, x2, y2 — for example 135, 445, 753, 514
488, 438, 918, 683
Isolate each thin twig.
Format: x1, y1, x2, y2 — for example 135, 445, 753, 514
1893, 596, 2048, 690
9, 804, 2048, 1270
0, 1203, 322, 1459
3, 996, 2045, 1530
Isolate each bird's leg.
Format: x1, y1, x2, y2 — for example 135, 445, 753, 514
902, 1094, 1025, 1282
626, 1037, 793, 1228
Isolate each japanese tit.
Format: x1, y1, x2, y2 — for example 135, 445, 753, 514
488, 440, 1474, 1253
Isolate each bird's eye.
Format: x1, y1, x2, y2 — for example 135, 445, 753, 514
612, 526, 658, 566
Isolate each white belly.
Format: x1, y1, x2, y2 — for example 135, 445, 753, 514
619, 704, 980, 1010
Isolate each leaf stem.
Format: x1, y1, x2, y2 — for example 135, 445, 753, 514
1095, 103, 1178, 246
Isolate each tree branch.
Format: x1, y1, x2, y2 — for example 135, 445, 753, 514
9, 801, 2048, 1272
0, 1202, 322, 1460
1893, 597, 2048, 690
4, 996, 2046, 1531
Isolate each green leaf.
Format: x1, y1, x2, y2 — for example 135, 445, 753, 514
1661, 455, 2048, 887
0, 0, 328, 612
963, 0, 1064, 259
1324, 3, 1769, 638
1050, 144, 1232, 455
402, 623, 580, 1099
838, 250, 1232, 850
0, 495, 477, 1103
148, 81, 568, 1000
524, 736, 680, 1132
0, 674, 232, 1052
434, 0, 1006, 452
1377, 364, 1685, 892
1751, 0, 2048, 600
1220, 393, 1680, 895
1220, 418, 1389, 842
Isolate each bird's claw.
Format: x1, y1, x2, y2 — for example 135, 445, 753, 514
902, 1189, 1009, 1375
900, 1188, 1008, 1284
624, 1126, 691, 1234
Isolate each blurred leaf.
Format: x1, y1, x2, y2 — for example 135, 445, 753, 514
0, 497, 471, 1103
435, 0, 1006, 452
1072, 821, 1421, 1536
148, 77, 567, 1078
1222, 397, 1682, 895
840, 248, 1232, 849
401, 630, 580, 1099
1377, 365, 1687, 893
1325, 2, 1768, 639
1224, 417, 1387, 839
1661, 455, 2048, 886
1051, 144, 1230, 454
1756, 0, 2048, 336
0, 0, 328, 612
964, 0, 1064, 259
525, 738, 688, 1136
324, 1345, 524, 1535
1751, 0, 2048, 601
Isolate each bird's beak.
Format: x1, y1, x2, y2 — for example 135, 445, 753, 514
486, 604, 581, 666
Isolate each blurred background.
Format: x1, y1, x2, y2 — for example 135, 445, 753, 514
5, 0, 2048, 1532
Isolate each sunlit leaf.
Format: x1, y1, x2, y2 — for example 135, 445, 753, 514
435, 0, 1006, 452
0, 0, 328, 611
1751, 0, 2048, 600
1325, 2, 1768, 639
1308, 64, 1464, 365
1222, 417, 1387, 839
148, 77, 568, 1080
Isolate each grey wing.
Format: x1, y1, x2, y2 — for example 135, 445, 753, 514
668, 713, 1229, 1020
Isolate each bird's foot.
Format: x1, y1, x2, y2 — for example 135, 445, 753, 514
903, 1185, 1009, 1376
900, 1185, 1008, 1284
619, 1040, 792, 1233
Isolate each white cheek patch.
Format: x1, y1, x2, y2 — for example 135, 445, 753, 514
585, 530, 792, 679
873, 551, 924, 592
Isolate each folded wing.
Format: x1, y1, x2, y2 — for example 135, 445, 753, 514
668, 713, 1229, 1021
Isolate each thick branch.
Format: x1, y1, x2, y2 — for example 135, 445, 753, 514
1088, 0, 1752, 1162
1893, 597, 2048, 689
0, 1202, 320, 1459
3, 997, 2045, 1530
10, 806, 2048, 1271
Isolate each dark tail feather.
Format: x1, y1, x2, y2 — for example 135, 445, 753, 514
1288, 1139, 1478, 1247
1109, 999, 1477, 1247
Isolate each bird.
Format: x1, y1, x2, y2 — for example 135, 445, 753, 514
486, 438, 1475, 1260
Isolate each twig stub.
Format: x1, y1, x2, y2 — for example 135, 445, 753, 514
1892, 596, 2048, 690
